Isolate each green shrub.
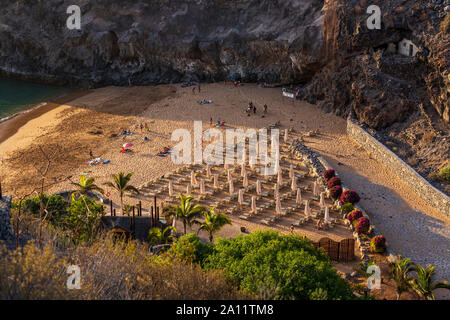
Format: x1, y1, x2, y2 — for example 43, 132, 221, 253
341, 203, 355, 217
64, 196, 104, 244
370, 235, 386, 253
168, 233, 214, 267
203, 231, 355, 300
13, 194, 67, 224
438, 166, 450, 183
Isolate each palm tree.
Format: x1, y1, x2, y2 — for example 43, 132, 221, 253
389, 255, 415, 300
164, 194, 205, 234
196, 207, 231, 242
410, 264, 450, 300
148, 226, 177, 246
71, 174, 104, 198
104, 172, 139, 213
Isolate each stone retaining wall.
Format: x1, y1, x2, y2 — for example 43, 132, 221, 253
289, 141, 398, 264
347, 118, 450, 217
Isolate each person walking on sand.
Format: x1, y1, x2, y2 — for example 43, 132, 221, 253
89, 150, 93, 158
192, 87, 196, 94
140, 123, 144, 133
253, 105, 257, 114
210, 117, 213, 126
198, 84, 201, 93
263, 104, 268, 114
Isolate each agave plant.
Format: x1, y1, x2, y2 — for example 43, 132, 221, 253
148, 226, 177, 246
389, 255, 415, 300
104, 172, 139, 213
164, 194, 205, 234
410, 264, 450, 300
196, 207, 232, 242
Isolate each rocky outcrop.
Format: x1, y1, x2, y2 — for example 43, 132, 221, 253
0, 0, 325, 86
0, 0, 448, 128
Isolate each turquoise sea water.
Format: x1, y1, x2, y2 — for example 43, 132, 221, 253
0, 77, 68, 120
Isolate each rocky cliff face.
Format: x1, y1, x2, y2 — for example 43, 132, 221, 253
0, 0, 448, 129
0, 0, 325, 86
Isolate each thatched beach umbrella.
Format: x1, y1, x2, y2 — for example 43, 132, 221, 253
313, 181, 319, 197
276, 196, 282, 215
229, 179, 234, 195
304, 200, 311, 217
243, 171, 249, 188
296, 188, 302, 205
277, 169, 283, 185
213, 174, 219, 189
200, 179, 205, 195
256, 180, 262, 195
291, 176, 297, 191
320, 192, 325, 208
238, 189, 244, 205
191, 171, 197, 187
168, 180, 174, 197
324, 206, 330, 223
186, 184, 191, 195
251, 196, 257, 213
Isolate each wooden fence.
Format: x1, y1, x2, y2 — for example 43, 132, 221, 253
312, 237, 355, 262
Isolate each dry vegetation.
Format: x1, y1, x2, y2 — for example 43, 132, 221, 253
0, 235, 247, 300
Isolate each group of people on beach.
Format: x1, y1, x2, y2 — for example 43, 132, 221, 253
245, 102, 268, 117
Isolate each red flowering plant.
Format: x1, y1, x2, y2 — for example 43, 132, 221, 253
353, 217, 370, 234
370, 235, 386, 253
346, 209, 363, 223
323, 169, 335, 182
340, 190, 360, 205
327, 177, 341, 189
329, 185, 343, 200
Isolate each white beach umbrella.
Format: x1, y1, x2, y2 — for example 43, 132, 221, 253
256, 180, 262, 195
243, 171, 249, 188
291, 176, 297, 191
168, 180, 174, 197
229, 179, 234, 195
320, 192, 325, 208
200, 179, 205, 195
213, 174, 219, 189
186, 184, 191, 195
206, 165, 211, 178
296, 188, 302, 205
284, 128, 288, 143
242, 151, 247, 165
304, 200, 311, 217
251, 196, 257, 213
238, 189, 244, 205
227, 169, 232, 183
324, 206, 330, 224
289, 164, 294, 178
276, 196, 282, 214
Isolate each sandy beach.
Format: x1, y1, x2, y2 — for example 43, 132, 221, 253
0, 83, 448, 295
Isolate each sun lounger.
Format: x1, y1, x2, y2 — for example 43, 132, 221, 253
239, 215, 249, 221
261, 219, 271, 225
